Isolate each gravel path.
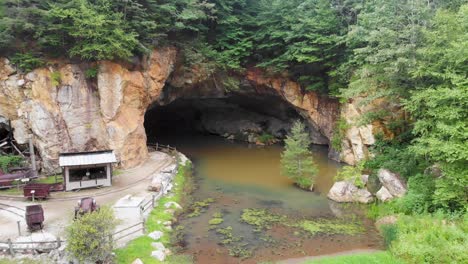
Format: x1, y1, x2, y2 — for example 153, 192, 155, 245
0, 152, 174, 240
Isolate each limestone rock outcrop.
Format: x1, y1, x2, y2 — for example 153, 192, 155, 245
340, 98, 401, 165
0, 48, 176, 172
1, 47, 385, 171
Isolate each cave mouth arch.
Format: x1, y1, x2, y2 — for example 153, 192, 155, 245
144, 93, 328, 147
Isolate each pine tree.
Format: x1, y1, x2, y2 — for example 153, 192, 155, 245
281, 120, 318, 191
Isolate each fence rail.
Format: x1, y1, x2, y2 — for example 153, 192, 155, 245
147, 142, 177, 153
0, 237, 64, 255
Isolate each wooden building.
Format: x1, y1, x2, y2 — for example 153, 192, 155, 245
59, 150, 117, 191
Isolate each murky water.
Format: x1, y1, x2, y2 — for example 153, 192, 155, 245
153, 132, 382, 263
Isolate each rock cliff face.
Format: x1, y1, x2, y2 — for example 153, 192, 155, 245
1, 48, 379, 172
0, 48, 176, 172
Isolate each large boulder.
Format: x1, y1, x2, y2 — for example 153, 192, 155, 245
148, 172, 173, 192
376, 186, 394, 202
327, 181, 374, 203
378, 169, 407, 197
151, 249, 166, 262
131, 259, 144, 264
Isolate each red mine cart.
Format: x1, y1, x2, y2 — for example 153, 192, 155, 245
23, 183, 51, 200
25, 205, 44, 231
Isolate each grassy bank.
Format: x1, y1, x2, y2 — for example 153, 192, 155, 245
302, 251, 403, 264
114, 158, 193, 264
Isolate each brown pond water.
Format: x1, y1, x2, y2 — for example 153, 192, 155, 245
153, 133, 383, 263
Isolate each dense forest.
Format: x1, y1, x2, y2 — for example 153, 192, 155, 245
1, 1, 467, 262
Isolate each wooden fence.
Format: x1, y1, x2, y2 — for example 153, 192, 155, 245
147, 142, 177, 153
0, 221, 143, 255
0, 237, 65, 255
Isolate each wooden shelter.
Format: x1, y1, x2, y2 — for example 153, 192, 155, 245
59, 150, 117, 191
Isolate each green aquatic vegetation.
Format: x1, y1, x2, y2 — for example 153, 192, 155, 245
295, 219, 364, 236
240, 208, 288, 232
241, 208, 364, 237
215, 226, 252, 259
216, 226, 242, 245
208, 212, 224, 226
228, 243, 253, 259
187, 198, 215, 218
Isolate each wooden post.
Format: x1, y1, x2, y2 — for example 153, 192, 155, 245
152, 194, 155, 208
142, 219, 146, 233
57, 237, 61, 249
29, 137, 36, 173
17, 221, 21, 236
7, 238, 14, 256
7, 120, 13, 154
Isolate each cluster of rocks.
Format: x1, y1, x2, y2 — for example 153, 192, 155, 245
132, 154, 188, 263
148, 163, 177, 193
328, 169, 407, 204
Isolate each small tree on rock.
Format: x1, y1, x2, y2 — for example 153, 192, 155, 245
281, 120, 318, 191
66, 206, 118, 263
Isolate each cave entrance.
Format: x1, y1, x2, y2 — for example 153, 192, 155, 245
144, 94, 324, 146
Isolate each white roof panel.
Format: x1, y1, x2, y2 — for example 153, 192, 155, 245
59, 150, 117, 167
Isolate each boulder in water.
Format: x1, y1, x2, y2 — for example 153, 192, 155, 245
327, 181, 374, 203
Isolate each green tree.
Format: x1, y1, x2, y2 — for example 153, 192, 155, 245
281, 120, 318, 191
41, 0, 139, 60
66, 206, 119, 263
405, 4, 468, 211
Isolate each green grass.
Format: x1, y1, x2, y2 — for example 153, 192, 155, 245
0, 175, 63, 195
390, 214, 468, 264
303, 251, 404, 264
35, 175, 63, 184
0, 186, 22, 195
114, 160, 193, 264
0, 259, 48, 264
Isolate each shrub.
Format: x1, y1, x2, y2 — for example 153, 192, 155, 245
334, 161, 366, 188
10, 52, 44, 72
66, 206, 119, 263
331, 118, 349, 151
0, 155, 23, 172
380, 224, 398, 248
50, 71, 61, 86
85, 66, 99, 79
258, 133, 275, 144
396, 174, 435, 214
391, 214, 468, 264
